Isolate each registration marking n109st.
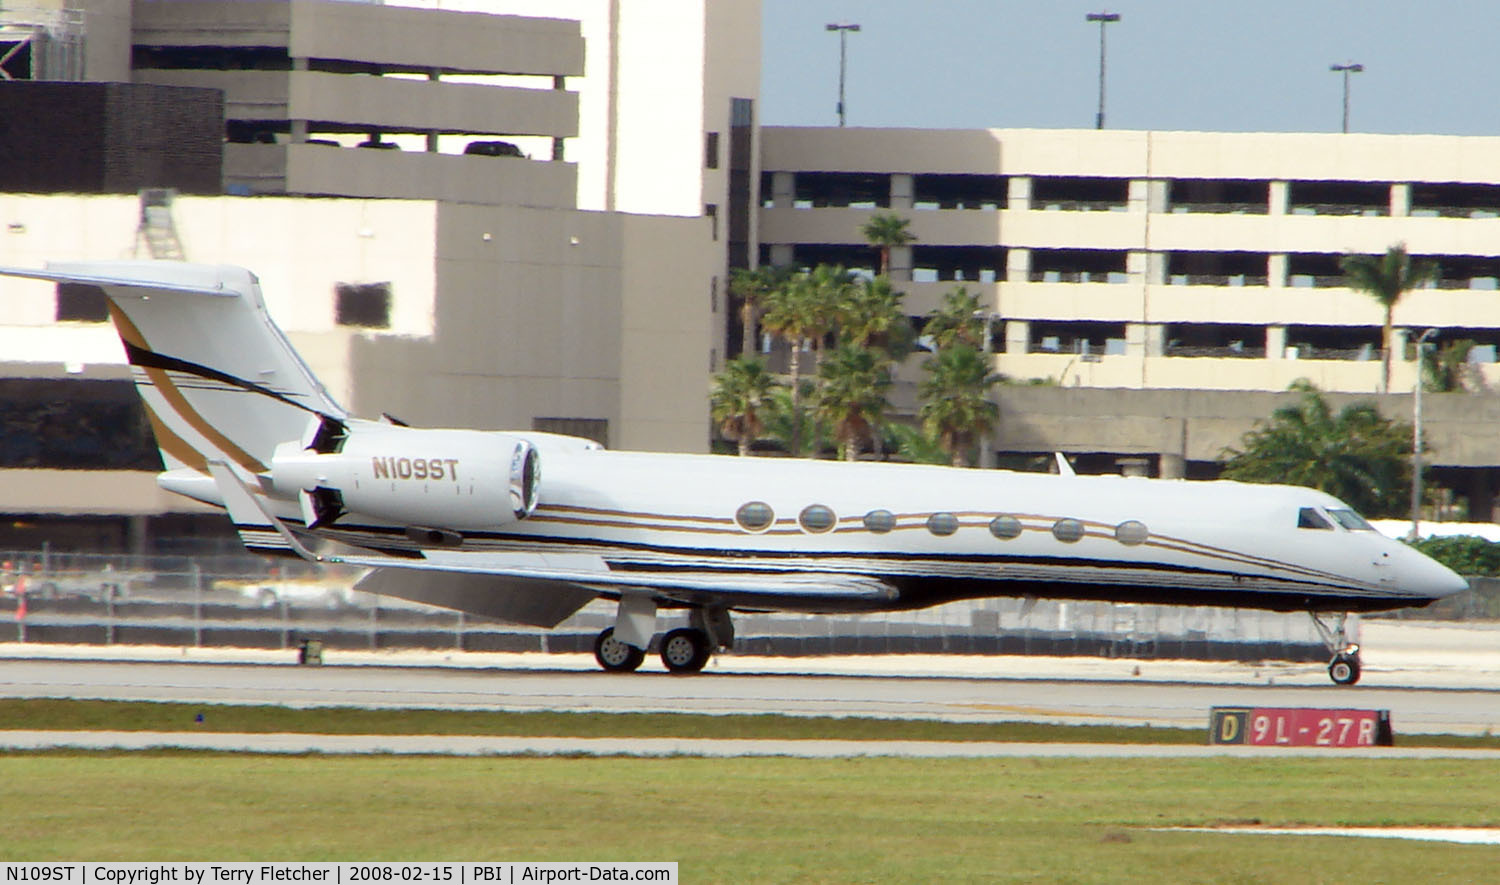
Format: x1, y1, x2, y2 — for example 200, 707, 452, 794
371, 457, 459, 481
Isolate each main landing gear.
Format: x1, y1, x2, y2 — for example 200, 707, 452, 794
591, 626, 714, 673
1309, 611, 1361, 686
591, 599, 734, 674
593, 627, 646, 672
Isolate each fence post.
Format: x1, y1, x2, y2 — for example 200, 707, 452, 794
192, 561, 203, 648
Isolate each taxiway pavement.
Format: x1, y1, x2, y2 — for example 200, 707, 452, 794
0, 621, 1496, 738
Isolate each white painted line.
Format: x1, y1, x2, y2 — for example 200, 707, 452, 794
1163, 827, 1500, 845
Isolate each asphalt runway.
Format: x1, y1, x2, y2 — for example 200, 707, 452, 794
1, 633, 1497, 737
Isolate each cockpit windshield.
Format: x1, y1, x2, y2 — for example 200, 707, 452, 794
1327, 508, 1375, 531
1297, 507, 1333, 530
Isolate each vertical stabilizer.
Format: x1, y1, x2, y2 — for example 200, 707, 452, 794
1, 261, 345, 479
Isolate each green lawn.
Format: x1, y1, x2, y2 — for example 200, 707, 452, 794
4, 698, 1498, 748
2, 754, 1497, 883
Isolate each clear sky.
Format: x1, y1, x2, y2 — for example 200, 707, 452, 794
760, 1, 1497, 136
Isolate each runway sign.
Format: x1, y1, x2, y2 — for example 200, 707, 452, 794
1210, 707, 1394, 747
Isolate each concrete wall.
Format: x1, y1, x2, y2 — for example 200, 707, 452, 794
0, 194, 438, 405
342, 202, 711, 452
222, 143, 577, 207
990, 385, 1500, 470
135, 69, 579, 138
83, 0, 133, 81
618, 213, 715, 450
763, 127, 1500, 182
131, 0, 583, 76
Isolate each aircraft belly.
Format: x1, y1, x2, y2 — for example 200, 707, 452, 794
353, 568, 595, 628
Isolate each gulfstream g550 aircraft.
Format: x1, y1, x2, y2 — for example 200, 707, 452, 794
0, 261, 1469, 683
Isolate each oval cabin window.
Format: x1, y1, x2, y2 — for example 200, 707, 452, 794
989, 515, 1022, 540
1115, 520, 1149, 546
735, 501, 775, 532
863, 509, 896, 534
927, 512, 960, 536
799, 504, 837, 533
1052, 518, 1085, 543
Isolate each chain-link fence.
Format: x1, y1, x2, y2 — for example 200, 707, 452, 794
1, 551, 1492, 661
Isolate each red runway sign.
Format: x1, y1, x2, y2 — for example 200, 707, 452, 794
1210, 707, 1393, 747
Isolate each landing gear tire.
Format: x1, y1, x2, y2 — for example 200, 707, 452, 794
660, 627, 711, 674
1309, 612, 1362, 686
1328, 653, 1361, 686
594, 627, 645, 672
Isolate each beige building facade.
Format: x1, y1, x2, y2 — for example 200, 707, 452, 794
0, 193, 711, 528
0, 1, 721, 548
7, 1, 1500, 539
760, 127, 1500, 395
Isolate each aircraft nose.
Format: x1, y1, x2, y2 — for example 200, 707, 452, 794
1399, 548, 1470, 599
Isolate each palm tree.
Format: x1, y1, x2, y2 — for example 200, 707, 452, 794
816, 342, 893, 461
923, 285, 986, 351
918, 343, 1000, 467
762, 381, 824, 456
710, 357, 778, 456
1424, 339, 1477, 393
881, 422, 950, 465
760, 273, 811, 454
837, 275, 912, 355
860, 212, 915, 277
762, 268, 845, 454
1220, 381, 1414, 516
805, 263, 853, 357
1339, 244, 1440, 393
728, 265, 790, 359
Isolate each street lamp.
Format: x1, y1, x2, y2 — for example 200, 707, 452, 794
1085, 12, 1121, 129
1410, 327, 1438, 540
826, 22, 861, 128
1330, 62, 1364, 133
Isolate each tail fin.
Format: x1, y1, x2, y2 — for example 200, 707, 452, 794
1, 260, 345, 477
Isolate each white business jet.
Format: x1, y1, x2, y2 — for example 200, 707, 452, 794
0, 261, 1469, 684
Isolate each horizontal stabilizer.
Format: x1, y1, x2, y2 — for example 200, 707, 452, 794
205, 461, 295, 557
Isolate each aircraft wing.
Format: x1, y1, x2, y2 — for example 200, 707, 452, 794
205, 462, 898, 613
342, 548, 899, 604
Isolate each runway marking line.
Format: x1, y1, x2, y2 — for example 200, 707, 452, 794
1158, 826, 1500, 845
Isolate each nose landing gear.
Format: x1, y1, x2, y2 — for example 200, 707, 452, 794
1310, 612, 1362, 685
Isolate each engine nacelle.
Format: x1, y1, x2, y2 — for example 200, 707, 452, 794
268, 424, 541, 531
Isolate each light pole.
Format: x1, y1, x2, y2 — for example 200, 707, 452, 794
1330, 62, 1364, 133
1410, 327, 1438, 540
1086, 12, 1121, 129
826, 22, 861, 128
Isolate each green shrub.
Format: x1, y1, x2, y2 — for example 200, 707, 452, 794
1406, 534, 1500, 576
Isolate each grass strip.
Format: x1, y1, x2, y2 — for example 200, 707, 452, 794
1, 754, 1497, 882
2, 698, 1497, 748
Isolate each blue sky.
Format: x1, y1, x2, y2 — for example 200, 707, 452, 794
760, 1, 1497, 135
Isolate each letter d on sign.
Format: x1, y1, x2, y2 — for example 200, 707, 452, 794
1209, 707, 1249, 745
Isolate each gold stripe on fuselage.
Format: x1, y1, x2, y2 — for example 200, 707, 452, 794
521, 504, 1360, 589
